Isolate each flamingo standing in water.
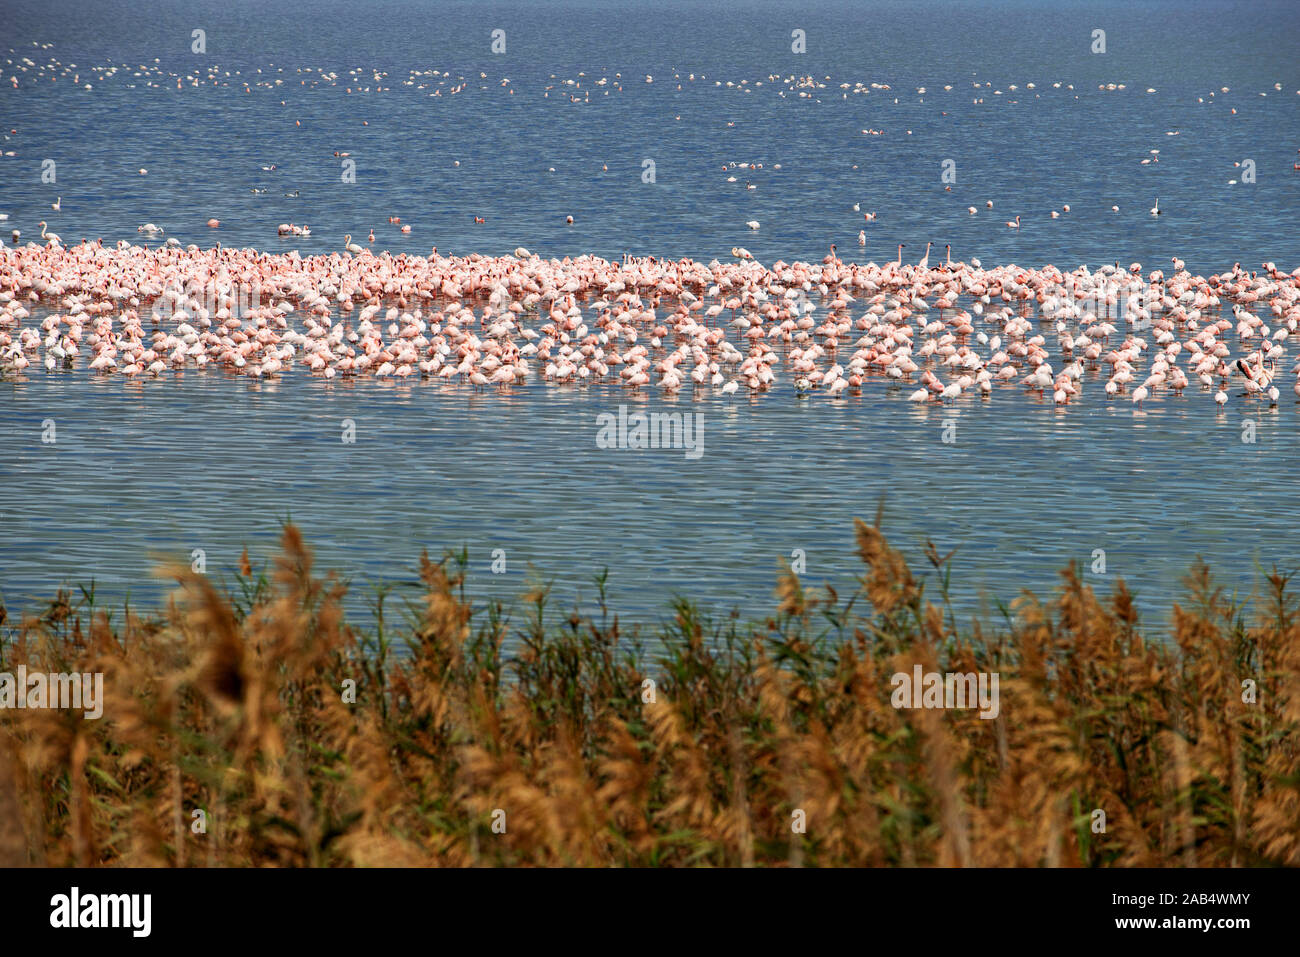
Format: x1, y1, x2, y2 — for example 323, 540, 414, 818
917, 241, 932, 271
1233, 352, 1274, 391
1150, 198, 1161, 216
1006, 216, 1020, 229
344, 234, 364, 255
38, 221, 61, 244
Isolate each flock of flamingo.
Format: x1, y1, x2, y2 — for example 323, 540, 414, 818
1, 237, 1297, 410
3, 45, 1296, 410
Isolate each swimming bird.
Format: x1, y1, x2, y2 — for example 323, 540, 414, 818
1150, 198, 1161, 216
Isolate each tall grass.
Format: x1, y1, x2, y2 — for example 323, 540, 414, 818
0, 517, 1296, 867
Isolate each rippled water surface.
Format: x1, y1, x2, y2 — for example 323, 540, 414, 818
2, 0, 1299, 631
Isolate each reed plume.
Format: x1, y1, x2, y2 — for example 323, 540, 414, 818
0, 518, 1295, 867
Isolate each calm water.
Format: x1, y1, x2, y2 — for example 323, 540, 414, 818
2, 0, 1299, 632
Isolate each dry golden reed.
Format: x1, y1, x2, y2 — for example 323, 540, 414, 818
0, 516, 1296, 867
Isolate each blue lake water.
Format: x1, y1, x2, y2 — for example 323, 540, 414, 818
1, 0, 1299, 633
